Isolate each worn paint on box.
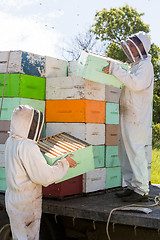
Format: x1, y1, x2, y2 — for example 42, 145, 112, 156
46, 99, 105, 123
0, 51, 45, 77
68, 61, 78, 76
21, 51, 45, 77
83, 168, 106, 193
46, 123, 105, 145
0, 98, 45, 120
0, 73, 45, 100
46, 76, 105, 101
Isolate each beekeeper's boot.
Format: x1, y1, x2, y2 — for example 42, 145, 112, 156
115, 188, 133, 198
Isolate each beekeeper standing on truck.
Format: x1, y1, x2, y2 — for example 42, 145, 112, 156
103, 31, 154, 202
5, 105, 77, 240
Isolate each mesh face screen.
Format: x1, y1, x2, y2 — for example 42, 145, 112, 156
28, 110, 39, 140
120, 41, 135, 63
35, 111, 44, 142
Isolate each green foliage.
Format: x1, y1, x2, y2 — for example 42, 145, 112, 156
91, 4, 160, 123
152, 123, 160, 149
151, 148, 160, 184
91, 4, 149, 44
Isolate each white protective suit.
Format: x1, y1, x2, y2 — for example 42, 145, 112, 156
109, 32, 154, 196
5, 105, 69, 240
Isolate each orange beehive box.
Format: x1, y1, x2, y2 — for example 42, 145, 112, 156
46, 99, 105, 123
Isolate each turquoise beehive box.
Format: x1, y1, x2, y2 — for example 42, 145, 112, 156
0, 167, 7, 191
77, 51, 129, 88
0, 98, 45, 120
38, 132, 95, 183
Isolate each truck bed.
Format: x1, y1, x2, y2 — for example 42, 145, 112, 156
0, 184, 160, 230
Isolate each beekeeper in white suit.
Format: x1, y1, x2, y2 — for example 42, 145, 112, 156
5, 105, 77, 240
103, 31, 154, 202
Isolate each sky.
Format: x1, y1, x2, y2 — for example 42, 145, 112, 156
0, 0, 159, 59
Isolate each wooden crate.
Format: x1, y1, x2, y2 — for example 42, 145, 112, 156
0, 120, 10, 144
0, 145, 5, 167
106, 102, 119, 124
0, 167, 7, 191
105, 85, 121, 103
42, 175, 82, 197
0, 73, 45, 100
0, 98, 45, 120
105, 146, 120, 167
45, 56, 68, 78
83, 168, 106, 193
76, 51, 128, 88
106, 166, 122, 189
38, 132, 94, 183
45, 99, 105, 123
46, 76, 105, 101
46, 123, 105, 145
0, 50, 45, 77
105, 124, 119, 146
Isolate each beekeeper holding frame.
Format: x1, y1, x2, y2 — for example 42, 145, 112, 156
103, 31, 154, 202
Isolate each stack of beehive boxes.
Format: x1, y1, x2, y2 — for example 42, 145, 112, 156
44, 51, 126, 195
0, 50, 46, 191
0, 50, 153, 196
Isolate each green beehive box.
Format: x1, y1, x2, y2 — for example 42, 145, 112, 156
77, 51, 129, 88
0, 97, 45, 120
105, 146, 120, 167
0, 73, 45, 100
106, 166, 122, 189
0, 167, 7, 191
106, 102, 119, 124
93, 145, 105, 168
38, 133, 95, 183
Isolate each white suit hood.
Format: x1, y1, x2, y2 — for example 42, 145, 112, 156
134, 31, 151, 54
10, 105, 44, 142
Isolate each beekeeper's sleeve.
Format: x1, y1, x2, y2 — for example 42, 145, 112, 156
109, 60, 153, 91
19, 140, 69, 187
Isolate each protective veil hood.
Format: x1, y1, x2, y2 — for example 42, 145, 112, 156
134, 31, 151, 54
120, 31, 151, 63
10, 105, 44, 142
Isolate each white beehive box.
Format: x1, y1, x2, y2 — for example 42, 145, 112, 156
46, 123, 105, 145
105, 85, 122, 103
45, 56, 68, 78
83, 168, 106, 193
46, 76, 105, 101
0, 50, 45, 77
0, 144, 5, 167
